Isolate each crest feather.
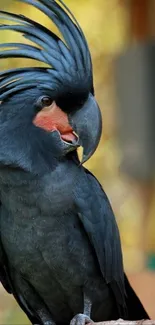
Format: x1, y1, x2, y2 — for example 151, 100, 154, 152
0, 0, 94, 100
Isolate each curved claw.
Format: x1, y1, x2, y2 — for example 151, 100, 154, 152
70, 313, 94, 325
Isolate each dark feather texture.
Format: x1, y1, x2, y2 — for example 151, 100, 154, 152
0, 1, 150, 324
0, 0, 94, 101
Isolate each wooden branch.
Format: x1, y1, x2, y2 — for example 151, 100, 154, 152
90, 320, 155, 325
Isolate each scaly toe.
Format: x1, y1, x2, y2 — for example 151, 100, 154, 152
70, 313, 93, 325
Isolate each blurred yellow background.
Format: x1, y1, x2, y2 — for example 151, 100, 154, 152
0, 0, 155, 323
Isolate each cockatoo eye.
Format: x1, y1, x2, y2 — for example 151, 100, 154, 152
41, 96, 53, 107
36, 96, 53, 110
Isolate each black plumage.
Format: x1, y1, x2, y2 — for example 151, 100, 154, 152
0, 0, 93, 101
0, 1, 149, 324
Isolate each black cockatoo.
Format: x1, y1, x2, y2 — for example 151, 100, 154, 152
0, 1, 149, 324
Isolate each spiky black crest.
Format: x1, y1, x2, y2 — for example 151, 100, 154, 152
0, 0, 94, 104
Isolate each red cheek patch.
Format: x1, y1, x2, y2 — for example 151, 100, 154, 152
33, 102, 76, 142
33, 113, 57, 132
